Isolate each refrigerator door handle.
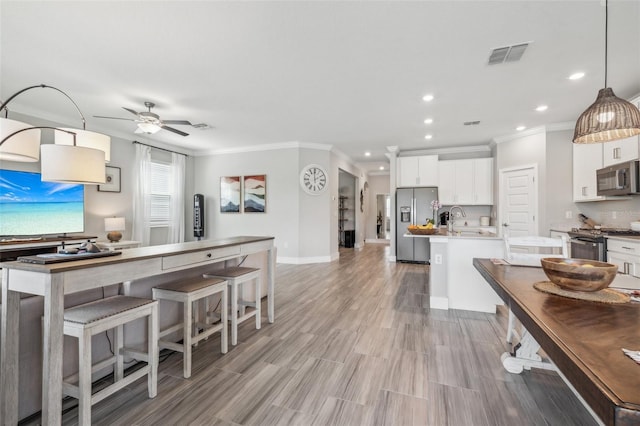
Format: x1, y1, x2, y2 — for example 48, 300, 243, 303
411, 198, 416, 225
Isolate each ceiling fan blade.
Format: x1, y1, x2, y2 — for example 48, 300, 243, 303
93, 115, 135, 121
161, 125, 189, 137
162, 120, 192, 126
122, 107, 140, 117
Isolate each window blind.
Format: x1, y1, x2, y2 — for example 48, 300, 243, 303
150, 161, 171, 227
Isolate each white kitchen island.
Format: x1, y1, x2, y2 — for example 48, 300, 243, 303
406, 230, 505, 313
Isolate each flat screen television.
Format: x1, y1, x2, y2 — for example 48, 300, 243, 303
0, 169, 85, 237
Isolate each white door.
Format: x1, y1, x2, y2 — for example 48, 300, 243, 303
500, 166, 538, 237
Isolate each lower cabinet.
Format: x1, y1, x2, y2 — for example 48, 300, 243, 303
606, 238, 640, 277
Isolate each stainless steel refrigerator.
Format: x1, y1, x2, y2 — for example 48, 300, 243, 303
396, 187, 438, 262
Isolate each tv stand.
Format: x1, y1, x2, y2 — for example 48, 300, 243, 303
0, 235, 97, 261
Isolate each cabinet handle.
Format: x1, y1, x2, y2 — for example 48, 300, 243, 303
621, 246, 635, 251
613, 147, 621, 159
624, 262, 631, 274
582, 186, 587, 196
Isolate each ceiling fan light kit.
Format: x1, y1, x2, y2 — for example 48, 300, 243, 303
95, 101, 192, 137
573, 0, 640, 144
0, 84, 110, 184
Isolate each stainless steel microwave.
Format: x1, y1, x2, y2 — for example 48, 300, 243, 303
597, 160, 640, 196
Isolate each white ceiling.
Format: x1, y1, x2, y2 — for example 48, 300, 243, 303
2, 1, 639, 173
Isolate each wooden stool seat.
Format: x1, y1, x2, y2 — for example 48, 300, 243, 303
63, 295, 158, 426
203, 266, 261, 345
153, 276, 228, 379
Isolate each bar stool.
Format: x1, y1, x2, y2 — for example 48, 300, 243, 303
203, 266, 261, 345
152, 276, 228, 378
63, 295, 158, 426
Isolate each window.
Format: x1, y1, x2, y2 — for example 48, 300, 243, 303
149, 161, 171, 227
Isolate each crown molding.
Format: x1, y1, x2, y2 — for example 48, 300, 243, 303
398, 144, 491, 157
196, 141, 333, 156
493, 126, 546, 144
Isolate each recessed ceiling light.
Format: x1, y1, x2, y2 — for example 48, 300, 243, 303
569, 72, 585, 80
424, 118, 433, 125
422, 94, 434, 102
425, 134, 433, 140
516, 126, 526, 131
535, 105, 548, 112
379, 166, 385, 170
364, 151, 371, 157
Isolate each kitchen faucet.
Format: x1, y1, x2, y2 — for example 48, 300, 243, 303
448, 205, 466, 231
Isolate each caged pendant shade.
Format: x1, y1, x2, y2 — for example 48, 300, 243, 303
573, 0, 640, 143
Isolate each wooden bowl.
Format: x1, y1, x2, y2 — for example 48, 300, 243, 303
407, 228, 438, 235
540, 258, 618, 292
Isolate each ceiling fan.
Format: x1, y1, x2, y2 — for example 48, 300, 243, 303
94, 101, 192, 136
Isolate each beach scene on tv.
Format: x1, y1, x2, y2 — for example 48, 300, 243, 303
0, 169, 84, 237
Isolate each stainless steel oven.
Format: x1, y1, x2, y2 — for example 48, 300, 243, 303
568, 233, 606, 262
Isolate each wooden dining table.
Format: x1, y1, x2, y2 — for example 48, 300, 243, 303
473, 258, 640, 426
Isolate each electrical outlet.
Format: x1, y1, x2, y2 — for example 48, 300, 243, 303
565, 210, 573, 219
434, 254, 442, 264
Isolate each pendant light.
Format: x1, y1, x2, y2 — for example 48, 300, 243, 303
573, 0, 640, 144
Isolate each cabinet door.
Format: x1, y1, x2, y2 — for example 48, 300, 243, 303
417, 155, 439, 186
473, 158, 493, 204
573, 143, 603, 201
437, 161, 456, 204
454, 159, 474, 204
603, 97, 640, 167
397, 157, 419, 187
607, 251, 640, 277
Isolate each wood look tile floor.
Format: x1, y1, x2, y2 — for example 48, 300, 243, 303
38, 244, 597, 425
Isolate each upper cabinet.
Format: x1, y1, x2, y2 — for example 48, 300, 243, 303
573, 143, 604, 202
397, 155, 438, 187
437, 158, 493, 205
602, 97, 640, 167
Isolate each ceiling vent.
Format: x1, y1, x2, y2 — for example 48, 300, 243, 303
488, 42, 529, 65
464, 121, 481, 126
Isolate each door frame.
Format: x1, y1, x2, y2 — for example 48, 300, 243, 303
498, 164, 539, 237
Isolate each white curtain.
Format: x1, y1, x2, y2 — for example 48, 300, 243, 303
131, 144, 152, 246
168, 152, 186, 244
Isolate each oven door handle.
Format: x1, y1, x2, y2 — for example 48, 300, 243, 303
570, 238, 597, 246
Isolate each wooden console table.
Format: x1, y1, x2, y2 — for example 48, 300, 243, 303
1, 236, 275, 425
473, 258, 640, 426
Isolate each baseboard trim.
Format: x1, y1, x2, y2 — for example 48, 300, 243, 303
365, 239, 390, 244
388, 255, 397, 262
430, 296, 449, 310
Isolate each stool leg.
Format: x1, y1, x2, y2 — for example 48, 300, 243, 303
193, 299, 200, 348
221, 287, 228, 354
183, 298, 193, 378
78, 328, 92, 426
231, 282, 238, 345
148, 304, 158, 398
255, 277, 261, 330
115, 324, 124, 381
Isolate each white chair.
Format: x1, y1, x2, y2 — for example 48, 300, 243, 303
503, 235, 568, 343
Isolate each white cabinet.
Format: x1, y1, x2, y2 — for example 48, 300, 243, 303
573, 143, 604, 202
602, 96, 640, 167
607, 238, 640, 277
397, 155, 438, 187
437, 158, 493, 205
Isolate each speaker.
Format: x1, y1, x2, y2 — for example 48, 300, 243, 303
194, 194, 205, 238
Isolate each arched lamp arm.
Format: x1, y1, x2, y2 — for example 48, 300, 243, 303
0, 84, 86, 130
0, 126, 77, 147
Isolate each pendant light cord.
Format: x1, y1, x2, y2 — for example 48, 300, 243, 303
604, 0, 608, 88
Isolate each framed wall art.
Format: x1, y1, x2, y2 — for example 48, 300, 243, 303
220, 176, 241, 213
244, 175, 266, 213
98, 166, 121, 193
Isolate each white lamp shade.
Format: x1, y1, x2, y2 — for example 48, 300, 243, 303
137, 122, 161, 134
104, 217, 125, 231
40, 144, 106, 184
0, 117, 41, 162
55, 128, 111, 162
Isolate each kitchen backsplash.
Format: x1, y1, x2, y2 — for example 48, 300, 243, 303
437, 205, 493, 226
576, 199, 640, 229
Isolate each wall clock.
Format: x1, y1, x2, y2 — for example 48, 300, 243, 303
300, 164, 328, 195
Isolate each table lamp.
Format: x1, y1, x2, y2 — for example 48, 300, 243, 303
104, 217, 125, 242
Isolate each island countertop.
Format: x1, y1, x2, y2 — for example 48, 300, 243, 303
404, 229, 500, 240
